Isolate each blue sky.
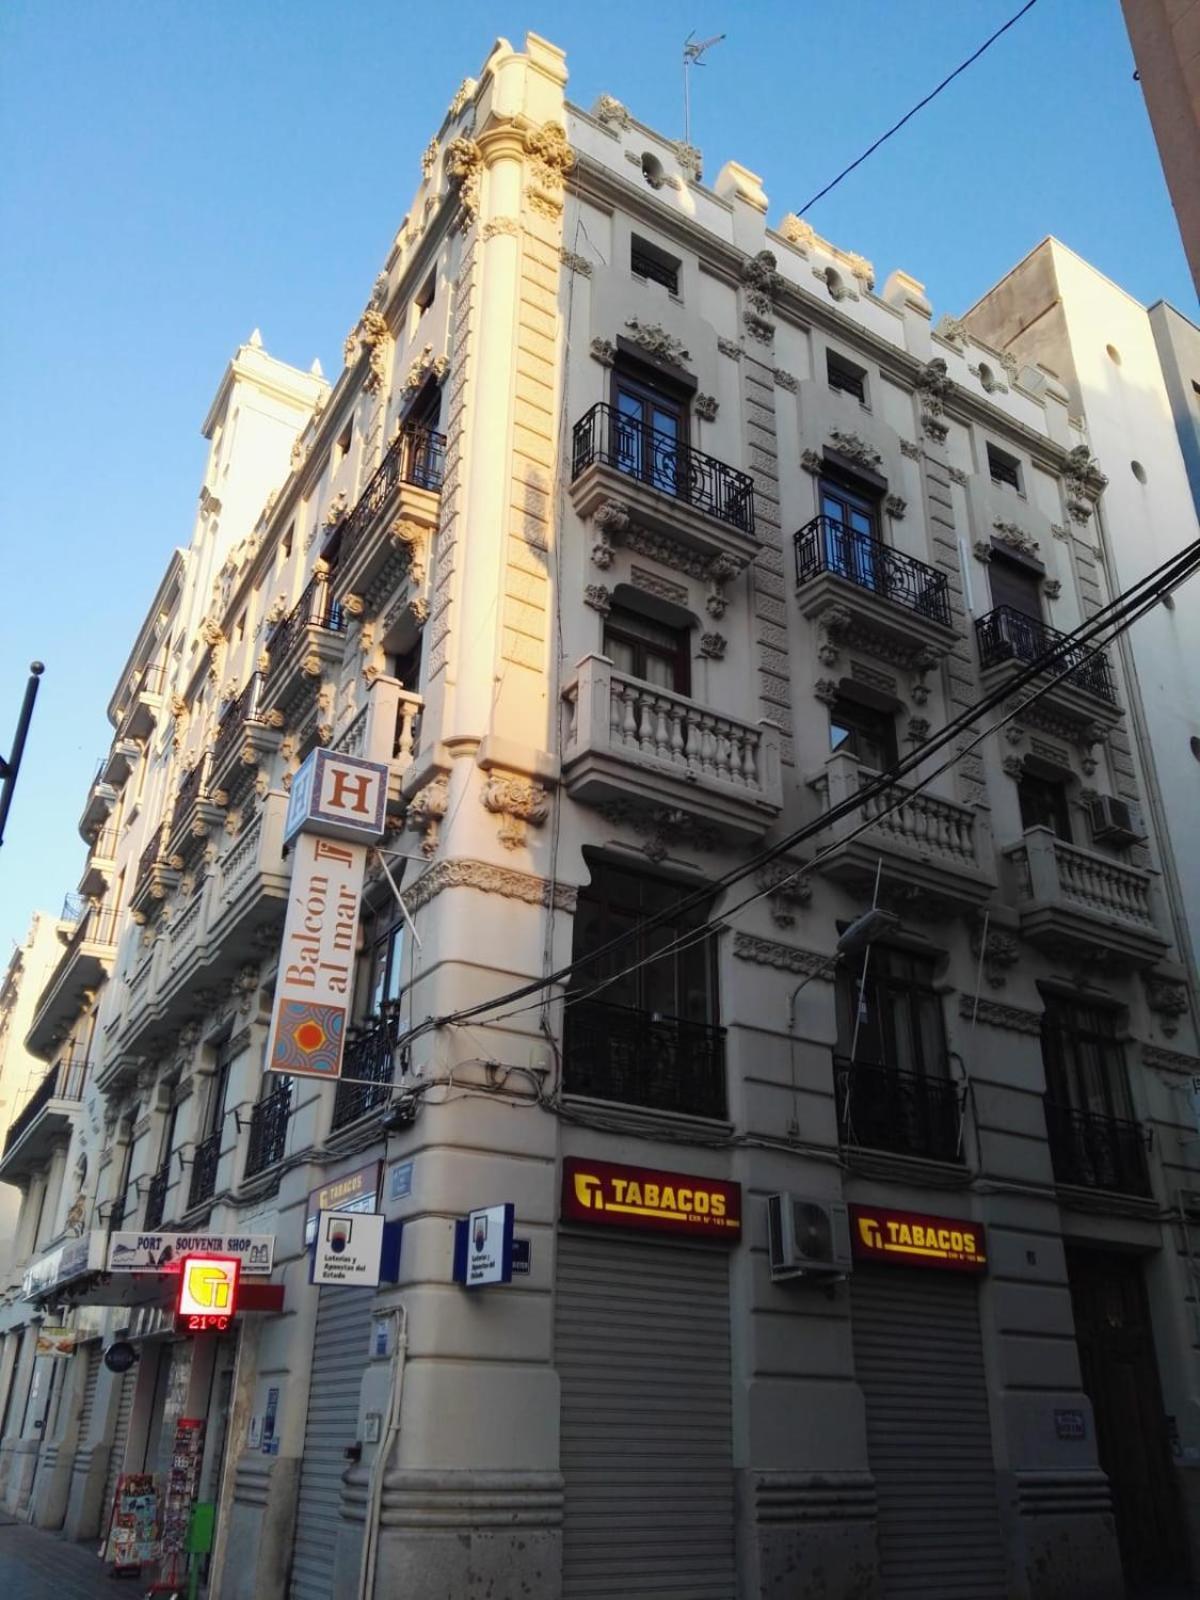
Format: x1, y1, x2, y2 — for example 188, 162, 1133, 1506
0, 0, 1193, 959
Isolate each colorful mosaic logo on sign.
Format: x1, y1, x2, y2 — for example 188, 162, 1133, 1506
271, 999, 345, 1077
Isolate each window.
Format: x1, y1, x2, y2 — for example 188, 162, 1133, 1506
281, 523, 294, 562
827, 349, 866, 402
415, 271, 436, 314
631, 235, 680, 296
405, 377, 441, 434
564, 859, 725, 1118
363, 920, 406, 1021
1018, 772, 1072, 842
1041, 998, 1132, 1121
988, 553, 1041, 619
819, 475, 881, 590
337, 422, 353, 464
206, 1051, 231, 1137
612, 366, 688, 497
987, 443, 1022, 490
604, 604, 691, 695
829, 695, 896, 771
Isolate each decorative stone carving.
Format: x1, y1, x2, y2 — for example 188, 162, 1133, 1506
290, 433, 309, 471
992, 519, 1039, 558
733, 930, 829, 978
593, 94, 631, 130
828, 429, 882, 471
342, 307, 390, 394
1050, 522, 1070, 541
743, 312, 775, 344
421, 138, 439, 179
915, 357, 952, 416
700, 632, 727, 660
884, 494, 907, 519
1002, 754, 1025, 779
756, 860, 813, 928
629, 566, 687, 606
323, 493, 349, 532
481, 772, 550, 849
773, 369, 798, 392
900, 439, 922, 460
906, 716, 930, 744
1144, 975, 1189, 1036
590, 337, 616, 367
800, 449, 823, 476
590, 531, 614, 570
970, 924, 1020, 988
973, 541, 994, 565
694, 393, 719, 422
778, 214, 816, 252
403, 856, 577, 915
403, 344, 449, 396
599, 801, 718, 862
1043, 578, 1062, 600
448, 78, 473, 119
947, 465, 969, 486
740, 249, 783, 315
958, 993, 1041, 1033
623, 318, 690, 365
716, 337, 742, 361
844, 252, 875, 290
584, 584, 612, 615
445, 135, 483, 229
813, 678, 840, 707
934, 314, 968, 349
525, 121, 574, 214
560, 248, 592, 276
406, 773, 450, 856
482, 216, 519, 240
170, 693, 189, 720
388, 516, 428, 587
922, 415, 949, 444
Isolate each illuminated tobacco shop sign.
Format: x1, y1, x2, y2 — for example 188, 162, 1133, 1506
561, 1157, 741, 1240
849, 1204, 987, 1273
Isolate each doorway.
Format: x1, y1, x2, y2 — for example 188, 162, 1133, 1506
1065, 1247, 1188, 1589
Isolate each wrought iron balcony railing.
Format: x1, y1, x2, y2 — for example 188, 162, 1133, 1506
187, 1129, 221, 1209
265, 575, 346, 664
174, 753, 211, 816
245, 1080, 292, 1177
571, 402, 756, 536
793, 514, 952, 627
334, 426, 446, 571
331, 1011, 402, 1131
213, 672, 264, 772
836, 1057, 963, 1163
976, 605, 1116, 704
88, 825, 119, 861
1044, 1097, 1151, 1196
144, 1159, 171, 1230
3, 1056, 88, 1157
563, 996, 727, 1120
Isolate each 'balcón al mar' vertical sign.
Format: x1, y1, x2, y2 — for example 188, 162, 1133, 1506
266, 749, 390, 1081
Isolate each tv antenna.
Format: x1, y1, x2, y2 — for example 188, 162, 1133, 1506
683, 30, 725, 147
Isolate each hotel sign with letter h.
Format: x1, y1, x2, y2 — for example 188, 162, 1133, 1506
267, 748, 389, 1083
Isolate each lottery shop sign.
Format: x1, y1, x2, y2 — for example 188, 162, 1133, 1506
849, 1204, 987, 1273
561, 1157, 741, 1240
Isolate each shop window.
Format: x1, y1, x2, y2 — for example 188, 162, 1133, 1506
1018, 772, 1072, 842
987, 443, 1022, 491
827, 349, 867, 402
563, 858, 725, 1118
829, 695, 897, 772
603, 603, 691, 696
631, 235, 680, 296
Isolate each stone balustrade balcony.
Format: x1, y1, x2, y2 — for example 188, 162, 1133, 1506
808, 751, 994, 915
1002, 826, 1168, 968
562, 653, 782, 842
26, 906, 120, 1059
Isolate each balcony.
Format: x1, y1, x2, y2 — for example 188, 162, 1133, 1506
333, 682, 423, 810
1003, 827, 1168, 969
129, 823, 180, 923
0, 1056, 88, 1183
1044, 1098, 1151, 1197
166, 752, 224, 865
78, 826, 119, 899
117, 662, 166, 741
26, 907, 120, 1058
332, 1012, 401, 1132
975, 606, 1121, 728
209, 673, 283, 807
793, 515, 957, 667
562, 654, 782, 842
245, 1080, 292, 1177
809, 752, 994, 917
836, 1058, 962, 1164
569, 402, 758, 570
329, 425, 445, 614
144, 1160, 171, 1230
187, 1130, 221, 1211
106, 792, 291, 1079
564, 997, 727, 1120
77, 762, 119, 843
101, 738, 141, 790
261, 574, 348, 722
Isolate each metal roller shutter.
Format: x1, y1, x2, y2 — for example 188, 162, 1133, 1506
100, 1368, 136, 1536
556, 1233, 735, 1599
75, 1345, 102, 1445
851, 1268, 1007, 1599
290, 1286, 375, 1600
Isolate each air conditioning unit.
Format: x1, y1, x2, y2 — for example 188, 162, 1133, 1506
767, 1194, 853, 1280
1088, 795, 1146, 847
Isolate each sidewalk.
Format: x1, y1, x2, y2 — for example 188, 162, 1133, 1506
0, 1515, 142, 1599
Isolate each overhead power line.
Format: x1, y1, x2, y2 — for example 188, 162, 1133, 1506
795, 0, 1040, 216
397, 533, 1200, 1046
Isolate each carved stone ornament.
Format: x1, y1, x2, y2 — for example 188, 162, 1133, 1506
992, 519, 1040, 559
934, 314, 968, 349
1144, 975, 1189, 1037
599, 801, 718, 863
445, 135, 484, 229
744, 311, 775, 344
733, 930, 829, 978
756, 860, 813, 928
844, 252, 875, 290
584, 583, 612, 615
716, 337, 742, 361
922, 415, 950, 445
593, 94, 631, 130
700, 632, 727, 660
481, 772, 550, 849
1002, 754, 1025, 779
884, 494, 907, 519
778, 214, 816, 253
290, 433, 310, 470
958, 993, 1041, 1034
404, 344, 449, 395
815, 264, 854, 303
1043, 578, 1062, 600
773, 369, 798, 393
560, 248, 592, 276
947, 464, 969, 486
323, 492, 349, 531
915, 357, 952, 416
813, 678, 840, 707
906, 716, 930, 744
970, 923, 1020, 988
740, 249, 784, 316
590, 337, 616, 367
170, 693, 189, 720
672, 141, 702, 181
421, 138, 439, 179
1051, 522, 1070, 541
694, 393, 719, 422
482, 216, 519, 240
448, 78, 473, 119
403, 856, 576, 916
406, 773, 450, 856
630, 566, 687, 606
342, 307, 390, 394
900, 439, 922, 461
800, 449, 824, 476
623, 318, 690, 365
389, 517, 428, 586
828, 429, 882, 472
199, 617, 225, 649
525, 121, 574, 195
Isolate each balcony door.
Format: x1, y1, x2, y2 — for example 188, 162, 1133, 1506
613, 371, 686, 499
820, 478, 880, 592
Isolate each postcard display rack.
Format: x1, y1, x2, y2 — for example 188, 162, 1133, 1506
103, 1473, 159, 1572
157, 1417, 206, 1586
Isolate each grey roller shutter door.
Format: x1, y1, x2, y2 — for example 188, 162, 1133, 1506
100, 1369, 136, 1534
290, 1286, 375, 1600
76, 1345, 102, 1444
556, 1232, 736, 1599
851, 1268, 1007, 1599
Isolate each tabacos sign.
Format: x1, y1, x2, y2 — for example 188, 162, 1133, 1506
562, 1157, 741, 1240
849, 1204, 987, 1273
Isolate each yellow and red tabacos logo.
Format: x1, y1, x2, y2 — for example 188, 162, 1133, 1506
176, 1255, 241, 1331
849, 1204, 986, 1273
561, 1157, 741, 1240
